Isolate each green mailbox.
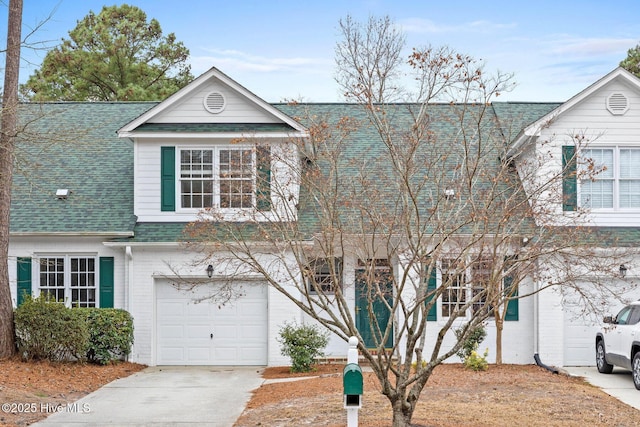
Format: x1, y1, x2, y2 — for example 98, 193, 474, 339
343, 363, 363, 408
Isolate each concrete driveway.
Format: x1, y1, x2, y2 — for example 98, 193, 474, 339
565, 366, 640, 410
32, 366, 264, 426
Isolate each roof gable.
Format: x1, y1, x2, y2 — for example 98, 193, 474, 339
118, 67, 308, 137
507, 67, 640, 157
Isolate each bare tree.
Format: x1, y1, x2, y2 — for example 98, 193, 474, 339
0, 0, 23, 358
181, 17, 634, 427
335, 15, 406, 103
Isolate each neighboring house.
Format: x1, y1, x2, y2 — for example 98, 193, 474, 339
7, 67, 640, 367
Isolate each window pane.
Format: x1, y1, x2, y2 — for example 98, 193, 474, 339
180, 149, 214, 208
581, 149, 613, 178
471, 260, 492, 316
307, 258, 342, 294
440, 260, 465, 318
620, 180, 640, 208
219, 149, 254, 208
620, 150, 640, 179
581, 180, 613, 209
70, 257, 96, 308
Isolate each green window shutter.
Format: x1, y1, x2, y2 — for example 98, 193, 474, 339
504, 257, 518, 321
562, 145, 577, 211
99, 257, 114, 308
425, 262, 437, 321
161, 146, 176, 212
16, 257, 32, 306
256, 145, 272, 211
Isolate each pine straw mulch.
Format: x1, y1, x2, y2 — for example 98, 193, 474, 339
0, 357, 145, 426
235, 363, 640, 427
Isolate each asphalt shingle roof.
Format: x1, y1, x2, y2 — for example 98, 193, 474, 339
10, 102, 153, 234
9, 100, 637, 247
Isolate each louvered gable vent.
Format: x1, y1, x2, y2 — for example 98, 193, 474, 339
606, 92, 629, 115
204, 91, 226, 114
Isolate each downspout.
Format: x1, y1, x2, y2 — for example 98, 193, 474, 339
125, 246, 134, 362
532, 259, 558, 374
125, 246, 133, 311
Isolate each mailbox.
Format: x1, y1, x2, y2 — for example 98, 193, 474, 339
343, 363, 363, 408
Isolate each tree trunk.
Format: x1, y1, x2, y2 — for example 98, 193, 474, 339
389, 393, 416, 427
495, 315, 504, 365
391, 404, 413, 427
0, 0, 24, 359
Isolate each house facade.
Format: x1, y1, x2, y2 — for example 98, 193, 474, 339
8, 67, 640, 367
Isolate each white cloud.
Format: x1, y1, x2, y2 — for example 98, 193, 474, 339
399, 18, 517, 34
191, 48, 330, 76
546, 37, 635, 57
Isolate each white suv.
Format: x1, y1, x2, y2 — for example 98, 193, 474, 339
595, 301, 640, 389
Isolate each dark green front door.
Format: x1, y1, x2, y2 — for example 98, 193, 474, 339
355, 261, 394, 349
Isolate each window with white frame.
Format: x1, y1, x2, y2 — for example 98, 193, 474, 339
179, 147, 255, 209
471, 259, 492, 316
579, 148, 640, 209
440, 258, 493, 318
440, 259, 465, 317
306, 258, 342, 294
39, 256, 97, 307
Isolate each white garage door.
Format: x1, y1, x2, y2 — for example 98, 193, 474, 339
156, 281, 268, 365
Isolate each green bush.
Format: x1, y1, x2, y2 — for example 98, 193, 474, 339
277, 322, 329, 373
14, 296, 134, 364
78, 308, 134, 365
14, 294, 89, 361
464, 345, 489, 371
455, 325, 487, 361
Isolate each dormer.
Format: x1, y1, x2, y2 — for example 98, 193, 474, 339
507, 67, 640, 227
118, 67, 309, 223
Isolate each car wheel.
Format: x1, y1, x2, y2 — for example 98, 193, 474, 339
596, 341, 613, 374
633, 353, 640, 390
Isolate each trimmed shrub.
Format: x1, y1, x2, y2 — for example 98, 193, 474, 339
78, 308, 134, 365
464, 345, 489, 371
14, 296, 134, 364
14, 294, 89, 361
277, 322, 329, 373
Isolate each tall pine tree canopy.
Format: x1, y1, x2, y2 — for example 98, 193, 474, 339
620, 43, 640, 79
20, 4, 193, 101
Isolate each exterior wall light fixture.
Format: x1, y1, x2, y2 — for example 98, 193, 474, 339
620, 264, 628, 278
206, 264, 214, 278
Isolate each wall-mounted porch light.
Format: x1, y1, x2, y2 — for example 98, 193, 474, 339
620, 264, 628, 278
206, 264, 214, 278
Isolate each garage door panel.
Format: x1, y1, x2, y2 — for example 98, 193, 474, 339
156, 281, 267, 365
157, 301, 185, 317
188, 347, 212, 362
159, 347, 184, 362
186, 324, 211, 339
158, 325, 184, 339
215, 324, 238, 339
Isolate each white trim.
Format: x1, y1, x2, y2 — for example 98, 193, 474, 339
11, 232, 134, 237
119, 131, 308, 139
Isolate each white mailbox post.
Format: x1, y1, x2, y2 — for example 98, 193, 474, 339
343, 336, 362, 427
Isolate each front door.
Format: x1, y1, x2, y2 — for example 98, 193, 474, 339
355, 260, 394, 349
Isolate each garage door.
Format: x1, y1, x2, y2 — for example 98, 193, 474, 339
156, 281, 267, 365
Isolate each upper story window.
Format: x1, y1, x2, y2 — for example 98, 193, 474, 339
180, 147, 254, 210
39, 256, 97, 307
579, 148, 640, 210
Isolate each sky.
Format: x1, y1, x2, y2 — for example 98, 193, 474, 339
2, 0, 639, 103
